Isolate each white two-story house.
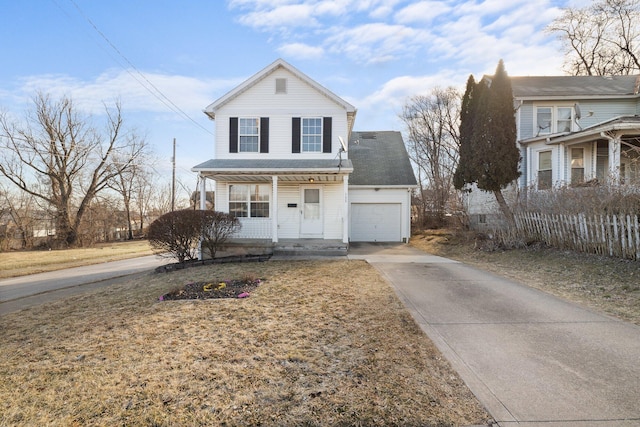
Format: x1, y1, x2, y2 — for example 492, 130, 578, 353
467, 74, 640, 228
192, 59, 416, 251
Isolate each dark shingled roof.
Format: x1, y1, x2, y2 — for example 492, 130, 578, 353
509, 75, 640, 98
348, 131, 417, 186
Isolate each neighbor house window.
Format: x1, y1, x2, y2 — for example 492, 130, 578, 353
239, 118, 259, 152
536, 106, 573, 135
229, 184, 270, 218
538, 150, 552, 189
302, 118, 322, 152
571, 147, 584, 185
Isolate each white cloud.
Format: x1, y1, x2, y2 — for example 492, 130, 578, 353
278, 42, 325, 60
324, 23, 431, 64
13, 70, 239, 118
237, 4, 319, 29
394, 1, 451, 24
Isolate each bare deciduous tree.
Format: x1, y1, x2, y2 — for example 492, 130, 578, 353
0, 92, 145, 247
400, 87, 461, 227
107, 133, 152, 240
547, 0, 640, 75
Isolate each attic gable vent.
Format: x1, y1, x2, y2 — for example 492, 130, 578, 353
275, 78, 287, 94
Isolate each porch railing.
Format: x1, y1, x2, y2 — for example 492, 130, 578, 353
233, 218, 272, 239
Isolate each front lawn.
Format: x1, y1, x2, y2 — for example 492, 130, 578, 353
0, 259, 489, 426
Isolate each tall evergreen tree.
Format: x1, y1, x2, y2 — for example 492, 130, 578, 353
454, 60, 520, 223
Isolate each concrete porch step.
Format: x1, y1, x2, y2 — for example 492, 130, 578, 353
273, 239, 348, 257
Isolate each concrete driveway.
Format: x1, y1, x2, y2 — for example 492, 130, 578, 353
348, 242, 640, 426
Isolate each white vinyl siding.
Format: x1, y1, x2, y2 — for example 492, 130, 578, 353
213, 68, 348, 160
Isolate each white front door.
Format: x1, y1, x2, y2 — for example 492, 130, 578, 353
300, 186, 323, 237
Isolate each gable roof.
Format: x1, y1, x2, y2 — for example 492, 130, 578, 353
508, 75, 640, 100
204, 58, 357, 125
348, 131, 417, 187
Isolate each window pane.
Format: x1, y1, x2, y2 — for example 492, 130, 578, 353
304, 188, 320, 204
250, 184, 270, 202
571, 168, 584, 185
571, 148, 584, 168
229, 185, 248, 201
539, 151, 552, 170
229, 202, 248, 217
538, 170, 552, 190
239, 118, 259, 152
250, 202, 269, 218
537, 108, 552, 135
302, 118, 322, 152
557, 107, 572, 133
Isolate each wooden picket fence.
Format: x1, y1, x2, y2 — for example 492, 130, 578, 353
513, 212, 640, 260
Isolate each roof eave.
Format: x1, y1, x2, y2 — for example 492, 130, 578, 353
192, 167, 354, 174
514, 94, 640, 101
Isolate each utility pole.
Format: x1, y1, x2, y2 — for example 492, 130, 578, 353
171, 138, 176, 212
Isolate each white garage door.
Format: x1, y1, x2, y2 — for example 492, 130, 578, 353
351, 203, 402, 242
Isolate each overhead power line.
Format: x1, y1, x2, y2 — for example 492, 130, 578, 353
53, 0, 213, 136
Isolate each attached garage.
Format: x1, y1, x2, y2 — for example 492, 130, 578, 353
347, 131, 417, 243
351, 203, 401, 242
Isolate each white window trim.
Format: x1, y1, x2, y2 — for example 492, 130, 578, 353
301, 117, 323, 153
536, 149, 553, 190
238, 117, 260, 153
534, 104, 575, 136
228, 183, 271, 218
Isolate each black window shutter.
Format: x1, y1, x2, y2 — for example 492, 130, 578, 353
229, 117, 238, 153
292, 117, 301, 153
260, 117, 269, 153
323, 117, 332, 153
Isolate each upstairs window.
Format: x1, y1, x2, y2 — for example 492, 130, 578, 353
229, 184, 270, 218
302, 118, 322, 152
239, 118, 259, 152
536, 106, 573, 136
538, 150, 552, 190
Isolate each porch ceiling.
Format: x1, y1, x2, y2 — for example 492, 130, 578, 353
200, 173, 348, 183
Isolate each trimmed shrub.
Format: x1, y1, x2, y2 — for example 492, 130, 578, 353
200, 211, 241, 259
147, 210, 203, 263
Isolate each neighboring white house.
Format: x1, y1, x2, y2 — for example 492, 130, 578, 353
192, 59, 416, 248
467, 74, 640, 228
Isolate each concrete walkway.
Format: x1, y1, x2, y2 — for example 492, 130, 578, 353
348, 243, 640, 427
0, 255, 167, 316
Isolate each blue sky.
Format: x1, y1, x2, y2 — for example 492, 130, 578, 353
0, 0, 587, 194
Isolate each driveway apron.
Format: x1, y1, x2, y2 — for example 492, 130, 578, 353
348, 243, 640, 426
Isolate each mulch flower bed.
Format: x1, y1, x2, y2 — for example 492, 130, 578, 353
160, 278, 263, 301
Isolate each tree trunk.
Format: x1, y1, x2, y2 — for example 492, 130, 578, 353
493, 189, 515, 226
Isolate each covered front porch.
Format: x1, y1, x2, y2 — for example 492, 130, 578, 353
523, 116, 640, 188
192, 159, 353, 244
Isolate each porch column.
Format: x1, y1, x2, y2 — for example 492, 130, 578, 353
198, 175, 206, 260
605, 132, 621, 184
557, 144, 565, 186
342, 175, 349, 244
272, 175, 278, 243
199, 175, 207, 210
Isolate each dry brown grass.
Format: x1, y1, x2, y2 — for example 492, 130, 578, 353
411, 229, 640, 325
0, 240, 154, 279
0, 260, 489, 427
